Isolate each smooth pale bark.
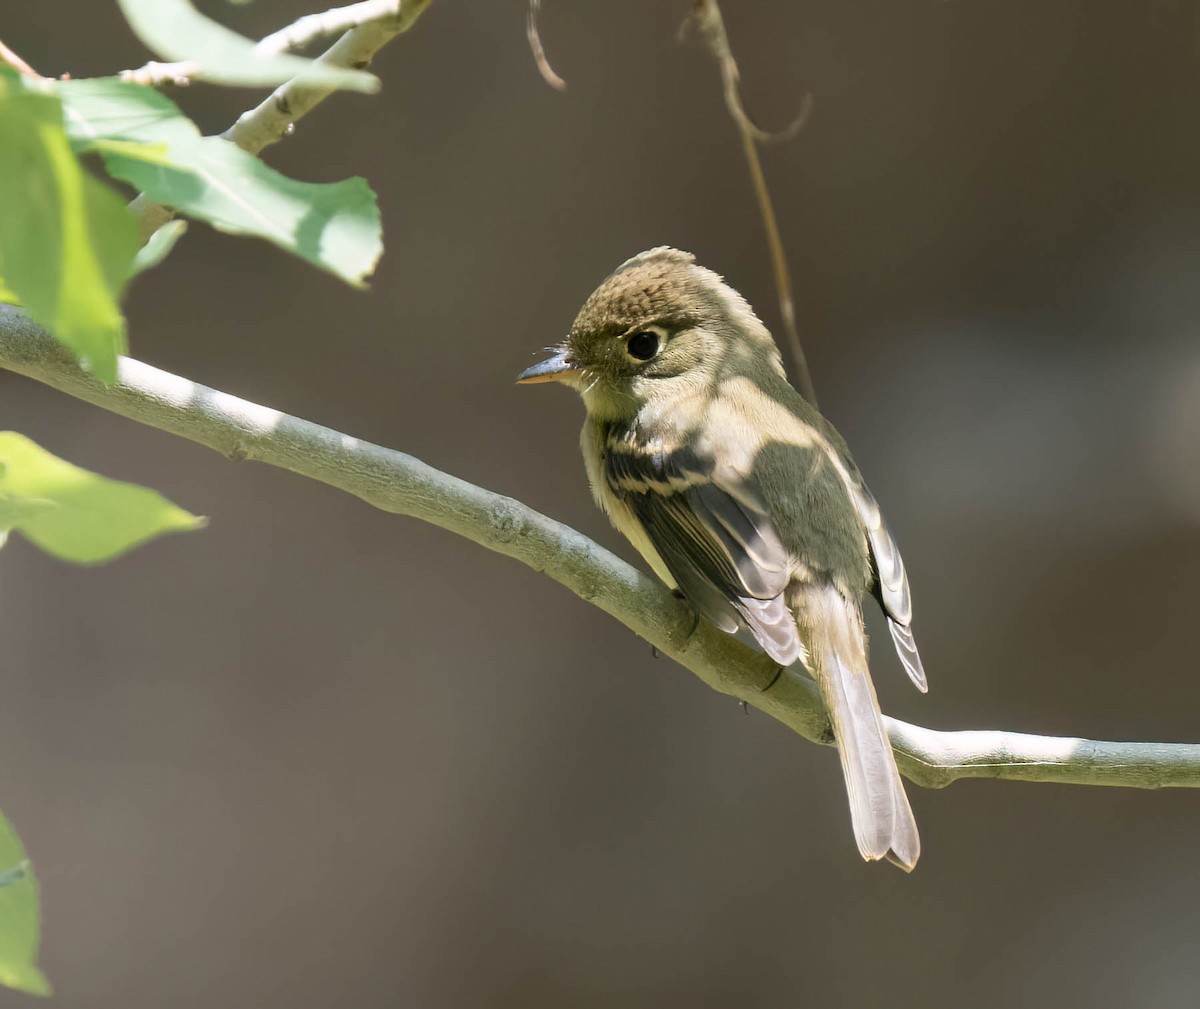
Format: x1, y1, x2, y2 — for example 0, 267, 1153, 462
3, 307, 1198, 791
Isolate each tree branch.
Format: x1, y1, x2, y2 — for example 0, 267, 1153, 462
0, 37, 43, 79
525, 0, 566, 92
224, 0, 431, 156
127, 0, 432, 240
254, 0, 409, 58
2, 306, 1198, 791
687, 0, 817, 407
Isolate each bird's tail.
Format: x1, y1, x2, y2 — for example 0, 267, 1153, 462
798, 584, 920, 871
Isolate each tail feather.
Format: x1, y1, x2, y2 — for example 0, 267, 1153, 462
800, 585, 920, 871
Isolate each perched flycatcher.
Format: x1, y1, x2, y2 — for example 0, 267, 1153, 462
517, 248, 927, 870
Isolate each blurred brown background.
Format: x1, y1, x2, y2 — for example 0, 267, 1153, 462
4, 1, 1200, 1006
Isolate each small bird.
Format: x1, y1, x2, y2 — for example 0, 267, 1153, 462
517, 248, 927, 870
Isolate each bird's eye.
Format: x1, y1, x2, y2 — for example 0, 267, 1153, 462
626, 331, 660, 361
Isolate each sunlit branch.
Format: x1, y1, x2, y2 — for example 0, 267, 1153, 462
0, 37, 43, 79
125, 0, 432, 241
254, 0, 409, 57
3, 306, 1198, 791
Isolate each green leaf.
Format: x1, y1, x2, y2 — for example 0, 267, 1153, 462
103, 137, 381, 285
116, 0, 379, 93
0, 275, 19, 305
58, 78, 383, 286
0, 432, 205, 564
0, 68, 138, 383
58, 77, 199, 148
0, 812, 50, 996
131, 219, 188, 277
89, 138, 171, 164
0, 494, 57, 530
0, 242, 18, 303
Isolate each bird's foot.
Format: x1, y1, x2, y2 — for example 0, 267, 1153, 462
670, 589, 702, 640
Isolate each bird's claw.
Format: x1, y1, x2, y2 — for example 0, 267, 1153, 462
671, 590, 702, 640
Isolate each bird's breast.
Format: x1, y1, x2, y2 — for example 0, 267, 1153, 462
580, 418, 679, 590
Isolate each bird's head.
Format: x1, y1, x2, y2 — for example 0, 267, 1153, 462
517, 248, 785, 421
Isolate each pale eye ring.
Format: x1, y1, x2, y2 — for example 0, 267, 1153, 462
626, 329, 661, 361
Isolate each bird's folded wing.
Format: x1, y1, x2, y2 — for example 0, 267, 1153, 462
851, 480, 927, 692
605, 445, 803, 665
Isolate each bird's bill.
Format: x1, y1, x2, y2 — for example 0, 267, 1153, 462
516, 349, 580, 385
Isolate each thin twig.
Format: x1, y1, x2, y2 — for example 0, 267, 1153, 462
126, 0, 433, 242
120, 0, 404, 86
255, 0, 404, 57
686, 0, 818, 407
0, 37, 43, 79
223, 0, 432, 155
526, 0, 566, 91
119, 61, 197, 88
3, 305, 1199, 792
